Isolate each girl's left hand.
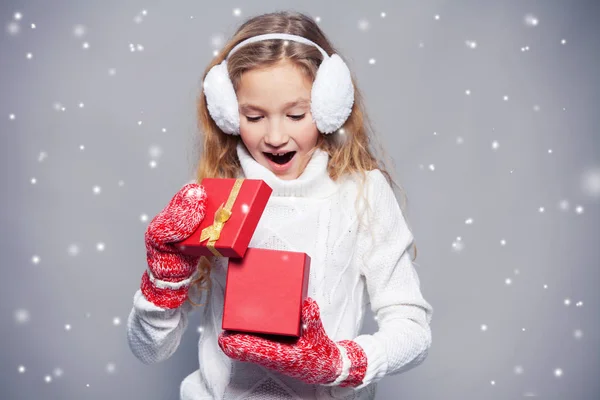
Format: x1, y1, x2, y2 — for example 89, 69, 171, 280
217, 297, 368, 387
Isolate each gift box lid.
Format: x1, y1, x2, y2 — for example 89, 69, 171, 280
174, 178, 272, 258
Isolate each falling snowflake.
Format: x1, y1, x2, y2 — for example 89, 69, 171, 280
514, 365, 524, 375
67, 244, 80, 256
524, 14, 539, 27
581, 167, 600, 197
14, 309, 30, 324
358, 19, 370, 31
210, 33, 225, 49
451, 236, 464, 252
73, 24, 87, 37
149, 145, 163, 159
6, 21, 20, 35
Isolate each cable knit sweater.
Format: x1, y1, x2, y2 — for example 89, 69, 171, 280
127, 142, 433, 399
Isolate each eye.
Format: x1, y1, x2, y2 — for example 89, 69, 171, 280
245, 116, 263, 123
288, 114, 305, 121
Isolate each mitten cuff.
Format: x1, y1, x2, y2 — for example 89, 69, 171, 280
140, 270, 192, 309
337, 340, 368, 387
321, 343, 351, 386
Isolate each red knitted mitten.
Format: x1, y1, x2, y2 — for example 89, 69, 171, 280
218, 297, 368, 387
141, 183, 207, 309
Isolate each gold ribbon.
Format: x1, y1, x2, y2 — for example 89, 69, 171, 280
199, 178, 244, 257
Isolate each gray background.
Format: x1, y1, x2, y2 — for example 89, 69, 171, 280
1, 0, 599, 399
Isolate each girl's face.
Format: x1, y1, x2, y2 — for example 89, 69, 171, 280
236, 60, 320, 180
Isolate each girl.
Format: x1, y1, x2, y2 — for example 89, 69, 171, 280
127, 11, 433, 400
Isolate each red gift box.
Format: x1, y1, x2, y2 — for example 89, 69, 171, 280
173, 178, 272, 258
222, 248, 311, 337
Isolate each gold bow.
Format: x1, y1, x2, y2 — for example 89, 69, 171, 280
199, 178, 243, 257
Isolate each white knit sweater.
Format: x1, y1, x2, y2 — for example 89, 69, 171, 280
127, 142, 433, 399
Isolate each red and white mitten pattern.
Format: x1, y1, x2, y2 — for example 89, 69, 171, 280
218, 297, 368, 387
141, 183, 207, 309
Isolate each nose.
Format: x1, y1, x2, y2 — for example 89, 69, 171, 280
263, 121, 289, 147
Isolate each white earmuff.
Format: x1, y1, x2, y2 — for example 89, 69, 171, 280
202, 33, 354, 135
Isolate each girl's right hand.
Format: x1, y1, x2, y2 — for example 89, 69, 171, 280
140, 182, 208, 309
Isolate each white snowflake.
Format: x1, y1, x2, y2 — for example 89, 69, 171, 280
6, 21, 20, 35
465, 40, 477, 49
524, 14, 539, 27
106, 363, 116, 374
149, 145, 163, 159
581, 167, 600, 197
514, 365, 524, 375
67, 244, 80, 256
451, 237, 464, 252
14, 309, 30, 324
73, 24, 87, 37
358, 19, 370, 31
210, 34, 225, 49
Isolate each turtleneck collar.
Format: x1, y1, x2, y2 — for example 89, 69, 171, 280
235, 141, 337, 198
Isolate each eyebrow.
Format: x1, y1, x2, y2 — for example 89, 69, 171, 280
239, 98, 310, 113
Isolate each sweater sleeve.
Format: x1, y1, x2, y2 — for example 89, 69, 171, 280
350, 169, 433, 390
126, 288, 196, 364
127, 178, 201, 364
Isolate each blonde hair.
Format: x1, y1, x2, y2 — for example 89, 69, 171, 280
187, 11, 417, 307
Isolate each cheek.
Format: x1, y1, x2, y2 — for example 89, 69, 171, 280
295, 122, 319, 145
239, 124, 261, 145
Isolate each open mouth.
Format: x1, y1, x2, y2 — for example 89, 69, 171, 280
263, 151, 296, 165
